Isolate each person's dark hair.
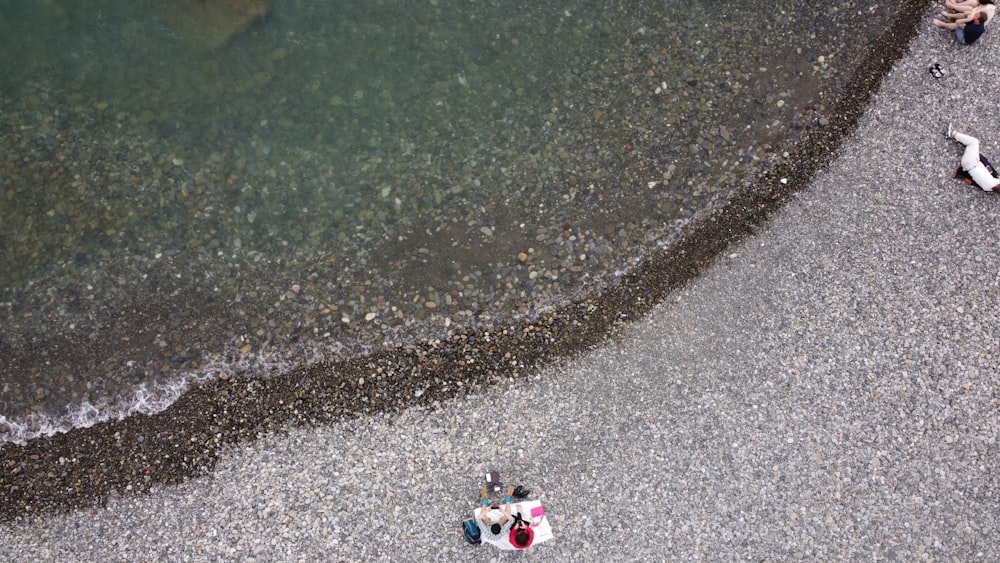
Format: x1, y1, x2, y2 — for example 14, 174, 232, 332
981, 0, 994, 5
514, 528, 531, 546
491, 523, 502, 534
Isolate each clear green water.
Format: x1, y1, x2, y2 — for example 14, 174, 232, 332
0, 0, 899, 443
3, 0, 644, 278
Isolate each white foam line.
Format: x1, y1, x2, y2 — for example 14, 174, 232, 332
0, 338, 347, 449
0, 253, 645, 450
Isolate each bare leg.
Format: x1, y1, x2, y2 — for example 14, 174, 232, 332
940, 9, 967, 19
945, 0, 976, 12
933, 18, 960, 29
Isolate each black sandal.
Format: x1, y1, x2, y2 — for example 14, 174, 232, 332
929, 63, 946, 79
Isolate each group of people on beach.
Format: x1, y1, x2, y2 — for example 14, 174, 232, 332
934, 0, 995, 44
462, 478, 554, 551
934, 0, 1000, 194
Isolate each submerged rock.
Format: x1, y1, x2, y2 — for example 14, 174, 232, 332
159, 0, 270, 50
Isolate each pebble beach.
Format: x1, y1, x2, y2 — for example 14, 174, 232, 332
4, 1, 1000, 561
1, 0, 893, 443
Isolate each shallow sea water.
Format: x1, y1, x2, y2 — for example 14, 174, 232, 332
0, 0, 898, 445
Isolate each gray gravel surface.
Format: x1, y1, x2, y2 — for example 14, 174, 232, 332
2, 10, 999, 562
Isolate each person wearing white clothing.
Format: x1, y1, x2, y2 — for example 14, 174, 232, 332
947, 125, 1000, 192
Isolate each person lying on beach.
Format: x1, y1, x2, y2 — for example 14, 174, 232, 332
933, 9, 989, 44
946, 125, 1000, 193
942, 0, 996, 23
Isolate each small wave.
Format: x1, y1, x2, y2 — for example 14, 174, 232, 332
0, 339, 339, 449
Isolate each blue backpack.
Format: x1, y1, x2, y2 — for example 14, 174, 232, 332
462, 519, 482, 545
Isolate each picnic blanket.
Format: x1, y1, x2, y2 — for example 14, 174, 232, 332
473, 499, 553, 550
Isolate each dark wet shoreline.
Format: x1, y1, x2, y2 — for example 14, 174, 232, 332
0, 0, 929, 524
